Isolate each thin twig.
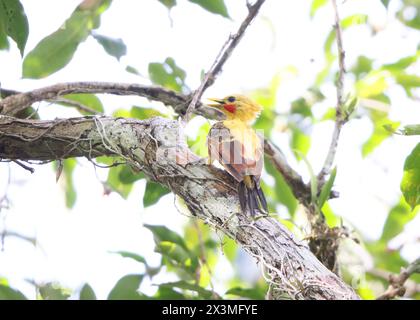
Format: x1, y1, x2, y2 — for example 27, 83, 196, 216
0, 231, 37, 247
317, 0, 347, 182
52, 98, 103, 115
12, 160, 35, 173
183, 0, 267, 121
376, 258, 420, 300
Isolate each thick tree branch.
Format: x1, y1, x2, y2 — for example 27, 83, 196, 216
184, 0, 266, 120
0, 115, 359, 300
0, 82, 312, 206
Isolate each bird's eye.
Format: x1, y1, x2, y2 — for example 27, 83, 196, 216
227, 96, 236, 103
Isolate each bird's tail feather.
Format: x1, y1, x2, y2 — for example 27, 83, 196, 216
238, 176, 268, 216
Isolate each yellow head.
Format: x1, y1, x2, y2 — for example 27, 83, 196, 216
207, 94, 262, 123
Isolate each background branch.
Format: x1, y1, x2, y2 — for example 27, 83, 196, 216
0, 82, 218, 119
184, 0, 266, 120
317, 0, 347, 182
0, 115, 359, 300
376, 258, 420, 300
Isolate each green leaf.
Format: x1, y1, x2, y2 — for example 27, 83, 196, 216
297, 151, 317, 204
321, 202, 340, 227
39, 283, 71, 300
131, 106, 164, 119
225, 287, 265, 300
397, 5, 420, 30
187, 122, 211, 157
111, 251, 147, 265
381, 0, 390, 8
401, 143, 420, 209
188, 0, 229, 18
351, 56, 373, 79
310, 0, 328, 18
159, 281, 214, 299
291, 97, 313, 118
106, 165, 135, 198
321, 107, 336, 121
381, 197, 419, 242
318, 167, 337, 208
62, 93, 104, 115
221, 236, 237, 263
80, 283, 96, 300
252, 74, 280, 133
394, 72, 420, 96
148, 57, 187, 92
158, 0, 176, 10
399, 124, 420, 136
366, 242, 407, 273
125, 65, 143, 76
143, 181, 170, 207
0, 284, 27, 300
118, 164, 145, 184
318, 14, 368, 84
264, 159, 298, 216
341, 14, 368, 28
156, 241, 195, 272
343, 96, 358, 118
362, 111, 399, 157
146, 224, 199, 276
155, 286, 185, 299
0, 19, 10, 50
0, 0, 28, 55
144, 224, 188, 251
55, 159, 77, 208
22, 0, 111, 78
107, 274, 144, 300
382, 53, 419, 72
92, 33, 127, 61
355, 70, 389, 98
23, 11, 90, 78
291, 127, 311, 160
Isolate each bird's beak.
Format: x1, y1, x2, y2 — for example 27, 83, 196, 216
207, 98, 225, 108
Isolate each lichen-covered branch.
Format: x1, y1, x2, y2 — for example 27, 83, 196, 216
0, 82, 310, 206
0, 115, 359, 300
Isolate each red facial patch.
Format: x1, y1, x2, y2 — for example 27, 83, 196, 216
223, 104, 236, 113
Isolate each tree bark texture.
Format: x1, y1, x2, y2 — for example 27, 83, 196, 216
0, 115, 359, 300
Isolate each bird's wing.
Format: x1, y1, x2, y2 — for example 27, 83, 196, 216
207, 122, 263, 182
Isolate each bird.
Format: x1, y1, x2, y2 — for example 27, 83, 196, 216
206, 94, 268, 216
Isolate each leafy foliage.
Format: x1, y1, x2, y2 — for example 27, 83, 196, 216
188, 0, 229, 18
1, 0, 419, 301
92, 32, 127, 61
0, 284, 27, 300
143, 181, 170, 207
148, 57, 188, 93
79, 283, 97, 300
23, 0, 112, 78
401, 143, 420, 209
0, 0, 28, 55
107, 274, 144, 300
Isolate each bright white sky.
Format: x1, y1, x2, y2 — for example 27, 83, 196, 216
0, 0, 419, 299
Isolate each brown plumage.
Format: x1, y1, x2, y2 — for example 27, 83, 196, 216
207, 95, 268, 216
